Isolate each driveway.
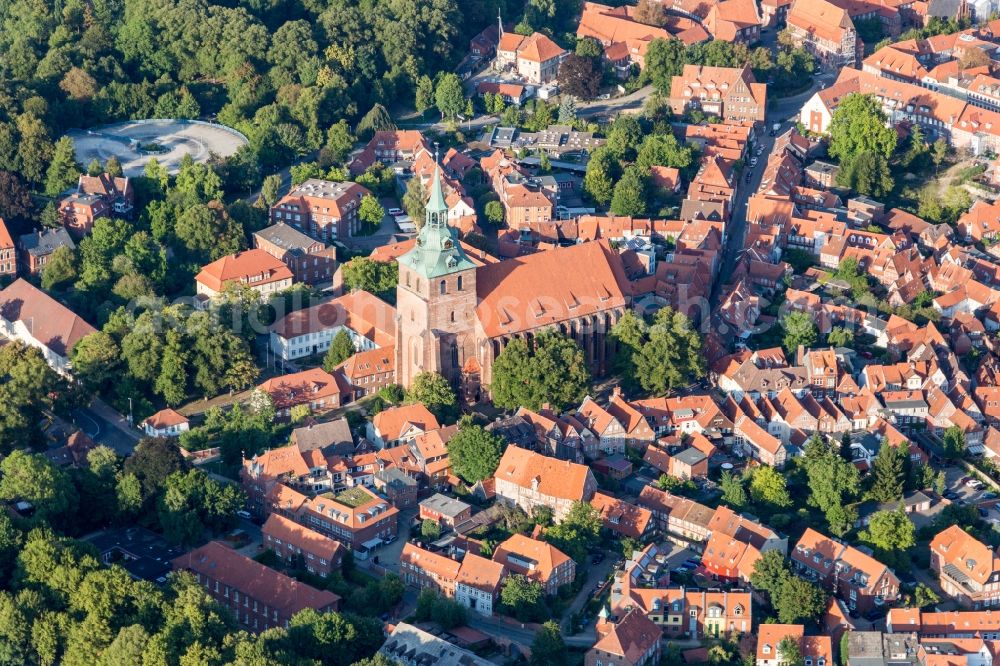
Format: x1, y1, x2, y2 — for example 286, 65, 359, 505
561, 550, 618, 633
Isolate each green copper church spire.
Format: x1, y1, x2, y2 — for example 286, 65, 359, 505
398, 151, 476, 279
426, 162, 448, 227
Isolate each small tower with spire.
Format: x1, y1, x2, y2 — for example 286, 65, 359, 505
394, 155, 479, 391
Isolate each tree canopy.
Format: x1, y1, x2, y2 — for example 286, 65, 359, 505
490, 330, 591, 411
447, 419, 505, 484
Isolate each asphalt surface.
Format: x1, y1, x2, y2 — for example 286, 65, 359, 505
710, 78, 827, 313
72, 398, 142, 456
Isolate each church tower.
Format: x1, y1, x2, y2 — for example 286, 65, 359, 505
394, 161, 479, 393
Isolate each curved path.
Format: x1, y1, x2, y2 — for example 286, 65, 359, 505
67, 119, 248, 176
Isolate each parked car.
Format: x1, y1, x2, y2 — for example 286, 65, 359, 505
750, 157, 758, 167
388, 207, 403, 216
236, 510, 252, 521
591, 553, 605, 565
967, 479, 984, 489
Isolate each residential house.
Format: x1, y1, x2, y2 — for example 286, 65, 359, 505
349, 130, 432, 175
612, 586, 753, 639
578, 395, 628, 455
0, 278, 96, 375
400, 543, 462, 598
455, 552, 506, 615
492, 533, 575, 595
419, 493, 473, 530
0, 218, 15, 278
367, 404, 440, 448
496, 31, 567, 84
274, 485, 399, 555
791, 527, 901, 613
141, 408, 190, 438
59, 172, 134, 236
757, 624, 833, 666
587, 607, 662, 666
336, 346, 396, 400
786, 0, 858, 68
591, 492, 654, 540
17, 227, 75, 276
378, 623, 494, 666
930, 525, 1000, 608
257, 368, 346, 419
269, 290, 395, 362
195, 249, 294, 301
493, 446, 598, 521
669, 64, 767, 124
270, 180, 371, 241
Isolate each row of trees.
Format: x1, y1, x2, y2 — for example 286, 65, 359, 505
643, 34, 815, 97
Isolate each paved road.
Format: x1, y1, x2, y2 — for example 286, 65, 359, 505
72, 398, 142, 456
710, 79, 826, 311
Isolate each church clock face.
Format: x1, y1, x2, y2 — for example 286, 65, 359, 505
444, 239, 453, 249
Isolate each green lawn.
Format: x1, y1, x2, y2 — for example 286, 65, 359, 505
333, 486, 374, 508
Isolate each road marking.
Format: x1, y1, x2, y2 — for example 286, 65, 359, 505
75, 411, 101, 438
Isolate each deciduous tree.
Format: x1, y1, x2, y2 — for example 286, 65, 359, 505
781, 311, 817, 354
447, 419, 504, 483
490, 331, 590, 411
559, 54, 601, 99
828, 93, 897, 161
358, 194, 385, 228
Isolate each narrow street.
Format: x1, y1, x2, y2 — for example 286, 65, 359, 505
710, 80, 825, 311
72, 398, 142, 456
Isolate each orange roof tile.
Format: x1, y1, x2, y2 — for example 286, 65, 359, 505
372, 404, 440, 441
196, 249, 293, 293
494, 447, 593, 501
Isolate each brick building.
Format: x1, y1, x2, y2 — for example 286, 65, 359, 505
17, 227, 75, 276
59, 173, 134, 236
0, 218, 15, 278
419, 493, 473, 530
670, 64, 767, 124
270, 179, 371, 241
254, 223, 337, 284
262, 513, 344, 578
172, 541, 339, 632
791, 528, 901, 613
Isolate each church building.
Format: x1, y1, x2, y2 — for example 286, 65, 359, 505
394, 162, 629, 400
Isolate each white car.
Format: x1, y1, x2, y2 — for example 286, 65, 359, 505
750, 157, 758, 167
966, 479, 984, 489
388, 207, 403, 216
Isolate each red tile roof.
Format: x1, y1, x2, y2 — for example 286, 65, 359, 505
475, 240, 628, 337
173, 541, 339, 616
0, 278, 97, 357
262, 513, 345, 564
196, 249, 293, 293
